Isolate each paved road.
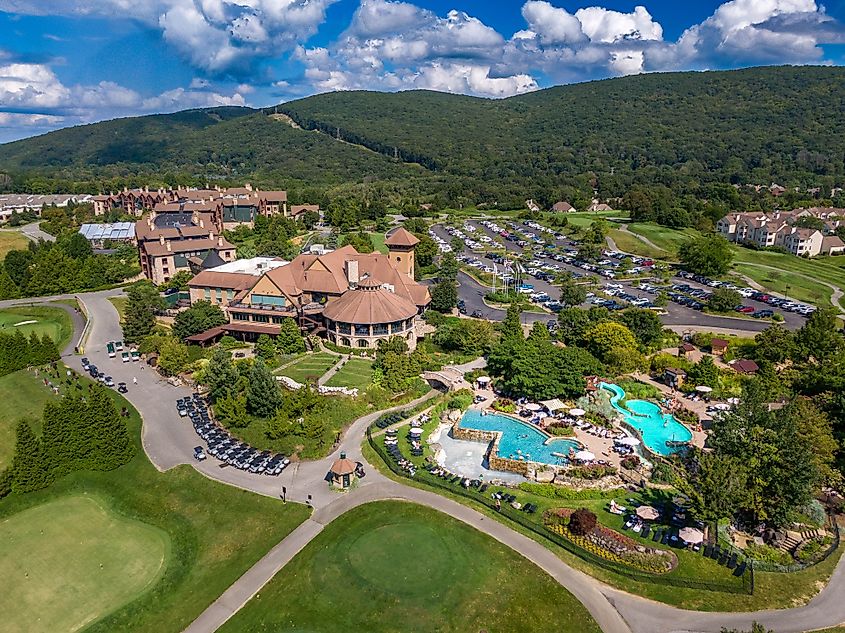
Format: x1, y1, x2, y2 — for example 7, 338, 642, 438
18, 222, 56, 242
8, 290, 845, 633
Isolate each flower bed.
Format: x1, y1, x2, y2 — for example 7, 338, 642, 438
544, 508, 677, 574
491, 398, 517, 413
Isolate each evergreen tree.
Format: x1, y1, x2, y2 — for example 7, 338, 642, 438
123, 281, 165, 343
276, 318, 306, 354
172, 300, 227, 341
203, 348, 239, 402
11, 420, 49, 493
88, 387, 134, 468
40, 333, 60, 363
215, 392, 249, 428
0, 264, 19, 300
430, 278, 458, 312
254, 333, 277, 361
246, 359, 282, 418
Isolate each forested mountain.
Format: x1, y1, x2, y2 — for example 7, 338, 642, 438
3, 66, 845, 206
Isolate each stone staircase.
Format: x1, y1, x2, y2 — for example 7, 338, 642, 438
776, 527, 827, 553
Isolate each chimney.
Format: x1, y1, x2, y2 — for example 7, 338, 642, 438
346, 260, 359, 288
209, 231, 214, 240
218, 236, 223, 247
159, 234, 165, 245
192, 210, 199, 225
166, 240, 171, 252
245, 183, 252, 191
199, 218, 204, 229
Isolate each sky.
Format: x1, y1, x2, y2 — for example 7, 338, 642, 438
0, 0, 844, 143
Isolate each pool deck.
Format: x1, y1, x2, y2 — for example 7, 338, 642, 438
429, 422, 527, 483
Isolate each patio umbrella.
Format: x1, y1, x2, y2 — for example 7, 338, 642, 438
727, 397, 740, 405
636, 505, 659, 520
713, 403, 731, 411
409, 428, 423, 436
477, 376, 491, 384
574, 450, 595, 461
524, 403, 542, 411
679, 527, 704, 544
618, 437, 641, 446
695, 385, 713, 393
569, 408, 586, 417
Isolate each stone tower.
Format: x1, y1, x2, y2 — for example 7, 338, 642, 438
384, 227, 419, 278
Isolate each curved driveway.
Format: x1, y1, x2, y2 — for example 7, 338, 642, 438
4, 290, 845, 633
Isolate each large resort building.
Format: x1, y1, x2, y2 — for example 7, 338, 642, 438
186, 228, 430, 349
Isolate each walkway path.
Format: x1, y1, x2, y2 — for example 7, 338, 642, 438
316, 354, 347, 386
7, 290, 845, 633
606, 224, 668, 256
18, 221, 56, 242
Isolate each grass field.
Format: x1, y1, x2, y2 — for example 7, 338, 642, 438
108, 296, 128, 322
364, 442, 845, 613
0, 495, 169, 633
0, 368, 310, 632
278, 352, 339, 384
0, 231, 29, 259
219, 501, 602, 633
0, 305, 73, 350
0, 369, 67, 469
324, 357, 374, 389
608, 229, 670, 258
369, 231, 388, 254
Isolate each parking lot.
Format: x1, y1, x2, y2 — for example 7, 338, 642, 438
429, 219, 808, 332
178, 393, 290, 476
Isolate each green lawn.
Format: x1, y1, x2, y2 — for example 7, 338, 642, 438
108, 296, 128, 322
0, 305, 73, 350
324, 357, 374, 389
0, 495, 169, 633
0, 369, 311, 632
369, 231, 388, 254
364, 440, 845, 613
608, 228, 670, 259
219, 501, 602, 633
0, 231, 30, 259
0, 369, 70, 469
624, 223, 699, 256
278, 352, 339, 384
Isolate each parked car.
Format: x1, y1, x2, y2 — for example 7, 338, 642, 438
193, 446, 206, 461
117, 382, 128, 394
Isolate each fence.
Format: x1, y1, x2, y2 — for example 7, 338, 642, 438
367, 428, 753, 595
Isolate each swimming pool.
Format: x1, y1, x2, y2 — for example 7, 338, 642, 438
459, 409, 581, 466
600, 382, 692, 456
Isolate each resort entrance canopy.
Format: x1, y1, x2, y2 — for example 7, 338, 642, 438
540, 398, 566, 412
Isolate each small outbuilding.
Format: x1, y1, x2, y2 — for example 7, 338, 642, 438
678, 342, 695, 358
664, 367, 687, 389
710, 338, 729, 356
329, 452, 357, 489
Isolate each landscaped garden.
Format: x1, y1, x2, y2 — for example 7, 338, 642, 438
277, 352, 338, 384
0, 366, 310, 632
218, 501, 602, 633
0, 305, 73, 350
324, 357, 374, 389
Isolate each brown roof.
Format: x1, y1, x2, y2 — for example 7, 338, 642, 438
679, 343, 695, 352
385, 227, 419, 248
188, 270, 256, 291
732, 359, 759, 374
330, 457, 357, 476
259, 191, 287, 202
143, 238, 235, 257
290, 204, 319, 215
710, 338, 729, 349
322, 283, 418, 324
185, 326, 226, 343
552, 201, 573, 212
665, 367, 687, 376
263, 245, 430, 307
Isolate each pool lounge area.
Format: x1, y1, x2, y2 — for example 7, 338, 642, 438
600, 382, 692, 456
458, 408, 582, 467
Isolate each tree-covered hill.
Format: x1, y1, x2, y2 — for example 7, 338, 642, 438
3, 66, 845, 202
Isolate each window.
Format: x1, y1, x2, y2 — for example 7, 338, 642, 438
358, 339, 369, 348
251, 294, 286, 307
204, 288, 211, 300
337, 323, 351, 335
391, 320, 404, 333
341, 338, 351, 347
252, 314, 270, 323
373, 324, 388, 335
355, 324, 370, 336
232, 312, 249, 321
227, 289, 234, 301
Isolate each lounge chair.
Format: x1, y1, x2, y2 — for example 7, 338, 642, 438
727, 553, 737, 569
704, 544, 712, 557
641, 524, 651, 539
661, 532, 670, 545
652, 528, 662, 542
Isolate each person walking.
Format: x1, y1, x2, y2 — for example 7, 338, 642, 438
133, 376, 137, 385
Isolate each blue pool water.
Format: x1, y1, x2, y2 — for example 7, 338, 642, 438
459, 409, 581, 466
600, 382, 692, 455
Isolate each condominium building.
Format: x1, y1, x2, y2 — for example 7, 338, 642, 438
716, 208, 844, 257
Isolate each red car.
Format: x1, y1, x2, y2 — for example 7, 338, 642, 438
735, 305, 755, 314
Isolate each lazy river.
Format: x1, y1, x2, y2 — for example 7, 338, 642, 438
600, 382, 692, 455
459, 409, 581, 466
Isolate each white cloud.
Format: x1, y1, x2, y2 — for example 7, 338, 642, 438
574, 6, 663, 43
0, 62, 70, 108
1, 0, 338, 76
521, 1, 584, 46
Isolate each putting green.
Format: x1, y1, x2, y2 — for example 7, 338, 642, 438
220, 501, 602, 633
0, 494, 169, 633
0, 306, 73, 350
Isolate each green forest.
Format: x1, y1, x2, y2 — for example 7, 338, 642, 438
3, 66, 845, 211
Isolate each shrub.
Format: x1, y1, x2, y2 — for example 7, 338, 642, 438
492, 398, 516, 413
519, 483, 620, 500
772, 313, 784, 323
568, 464, 616, 479
744, 543, 793, 566
650, 461, 677, 484
547, 424, 575, 437
620, 455, 641, 470
569, 508, 598, 536
447, 389, 473, 411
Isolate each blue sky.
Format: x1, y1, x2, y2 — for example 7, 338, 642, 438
1, 0, 844, 142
